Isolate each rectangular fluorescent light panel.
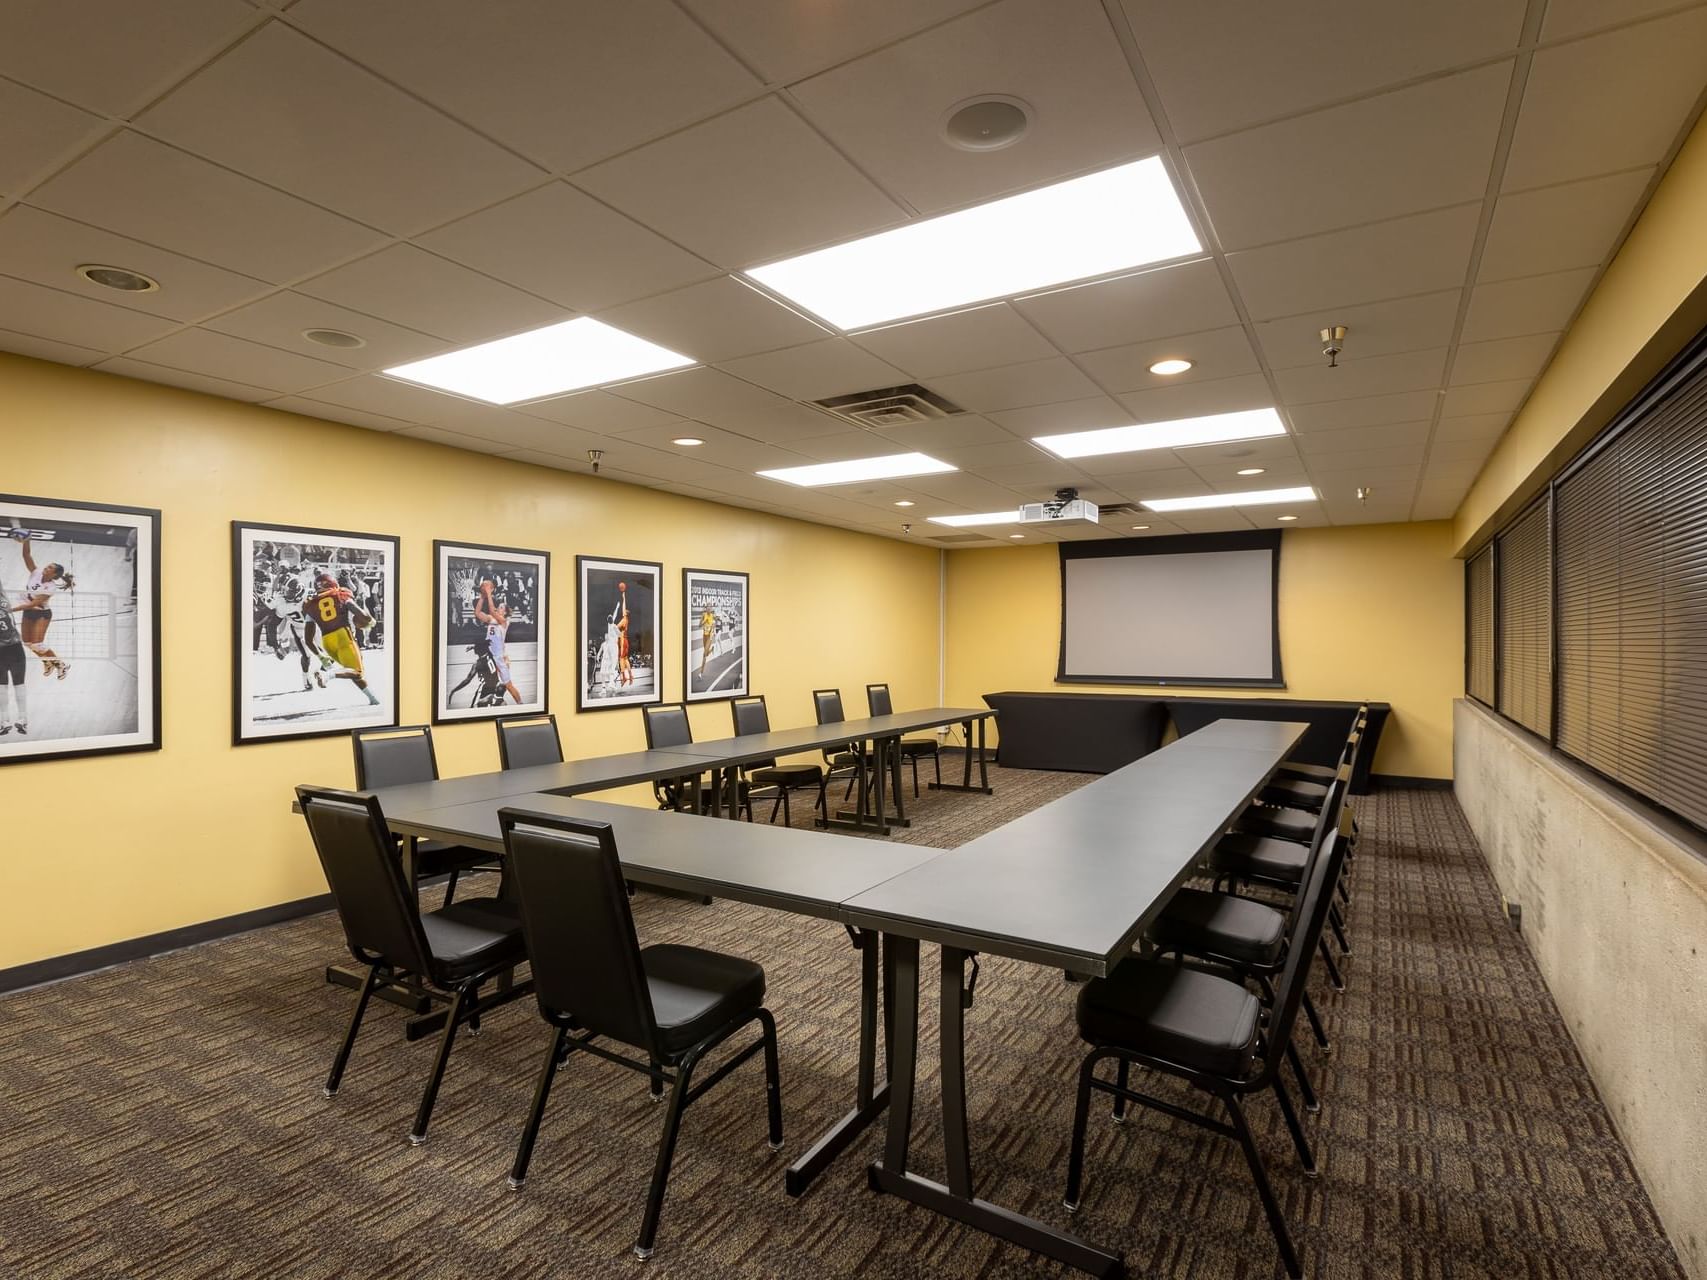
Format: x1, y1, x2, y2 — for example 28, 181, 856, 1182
926, 511, 1021, 527
1035, 408, 1287, 459
383, 317, 694, 405
1140, 485, 1317, 512
757, 453, 956, 487
744, 157, 1200, 330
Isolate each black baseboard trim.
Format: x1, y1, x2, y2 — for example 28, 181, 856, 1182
0, 892, 336, 997
1371, 773, 1454, 790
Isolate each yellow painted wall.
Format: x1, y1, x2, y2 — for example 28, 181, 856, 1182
0, 354, 942, 971
1455, 110, 1707, 553
944, 521, 1463, 779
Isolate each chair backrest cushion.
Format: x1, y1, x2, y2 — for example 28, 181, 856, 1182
643, 703, 692, 750
500, 809, 658, 1054
498, 716, 562, 770
297, 786, 432, 975
866, 683, 894, 716
1263, 831, 1349, 1077
731, 696, 770, 736
813, 689, 856, 760
352, 727, 437, 790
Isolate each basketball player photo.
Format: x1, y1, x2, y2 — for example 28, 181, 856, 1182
231, 521, 399, 744
433, 540, 549, 723
0, 493, 160, 766
576, 555, 661, 712
682, 567, 748, 704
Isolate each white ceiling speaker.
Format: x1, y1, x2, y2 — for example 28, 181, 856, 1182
77, 264, 158, 293
302, 328, 366, 349
941, 96, 1032, 152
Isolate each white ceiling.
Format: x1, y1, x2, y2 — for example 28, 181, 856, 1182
2, 0, 1704, 545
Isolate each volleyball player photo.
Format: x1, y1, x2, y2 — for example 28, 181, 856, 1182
0, 493, 160, 766
576, 555, 661, 712
682, 567, 748, 704
433, 540, 549, 723
231, 521, 399, 744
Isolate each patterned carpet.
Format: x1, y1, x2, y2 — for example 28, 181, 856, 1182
0, 762, 1686, 1280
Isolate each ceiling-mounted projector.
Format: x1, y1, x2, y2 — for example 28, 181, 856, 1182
1021, 487, 1099, 527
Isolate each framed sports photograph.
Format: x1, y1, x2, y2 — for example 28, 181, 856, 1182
577, 555, 662, 712
433, 541, 549, 722
232, 521, 399, 745
0, 493, 160, 766
683, 568, 748, 704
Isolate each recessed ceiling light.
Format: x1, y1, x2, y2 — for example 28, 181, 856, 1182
303, 328, 365, 349
1140, 485, 1318, 513
941, 95, 1032, 151
1277, 514, 1299, 522
671, 436, 705, 447
894, 500, 915, 507
1236, 467, 1266, 476
1008, 533, 1026, 540
1034, 407, 1286, 460
1148, 358, 1193, 376
384, 318, 694, 405
757, 452, 956, 487
1131, 524, 1150, 531
926, 511, 1021, 527
77, 263, 158, 293
745, 157, 1199, 331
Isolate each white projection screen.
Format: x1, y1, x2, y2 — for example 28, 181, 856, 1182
1058, 533, 1283, 686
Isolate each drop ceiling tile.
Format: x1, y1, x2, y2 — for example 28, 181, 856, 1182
929, 357, 1102, 412
868, 415, 1026, 456
1226, 203, 1480, 320
1174, 435, 1305, 466
0, 327, 106, 367
288, 0, 759, 172
1440, 378, 1532, 416
93, 356, 274, 402
1196, 462, 1313, 492
1540, 0, 1703, 39
29, 131, 385, 282
136, 22, 542, 234
0, 274, 177, 351
1450, 332, 1559, 386
1014, 259, 1236, 352
576, 98, 905, 269
1427, 434, 1503, 466
296, 244, 565, 344
295, 373, 523, 435
1310, 463, 1419, 493
1119, 0, 1525, 141
679, 0, 983, 84
1410, 492, 1465, 521
1305, 443, 1425, 472
0, 205, 272, 322
1275, 348, 1447, 404
719, 340, 908, 402
1297, 421, 1434, 454
1478, 169, 1653, 282
1167, 511, 1258, 533
851, 304, 1058, 379
989, 396, 1131, 434
598, 276, 831, 364
203, 291, 447, 370
1460, 268, 1595, 342
1286, 390, 1442, 432
394, 424, 518, 456
787, 431, 918, 463
516, 390, 689, 434
1503, 8, 1707, 192
1187, 64, 1510, 251
1254, 291, 1462, 369
1114, 372, 1273, 421
790, 0, 1161, 213
1433, 412, 1510, 442
609, 423, 811, 472
1074, 326, 1259, 393
1077, 455, 1206, 485
0, 0, 258, 116
416, 183, 721, 315
0, 80, 106, 197
122, 326, 351, 393
927, 438, 1057, 470
606, 367, 848, 437
266, 395, 414, 433
907, 472, 1034, 507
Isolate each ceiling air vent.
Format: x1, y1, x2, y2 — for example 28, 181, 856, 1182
812, 384, 963, 429
930, 533, 993, 544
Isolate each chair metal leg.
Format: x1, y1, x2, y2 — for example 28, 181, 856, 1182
1224, 1093, 1304, 1279
509, 1025, 567, 1189
758, 1008, 784, 1152
324, 962, 380, 1097
1328, 902, 1352, 955
1111, 1057, 1129, 1123
1284, 1037, 1320, 1115
441, 868, 460, 908
933, 750, 941, 789
1271, 1075, 1318, 1176
649, 1058, 665, 1102
772, 790, 786, 826
910, 754, 919, 798
635, 1054, 696, 1260
1063, 1052, 1100, 1211
409, 983, 469, 1144
1301, 991, 1331, 1053
1319, 937, 1346, 991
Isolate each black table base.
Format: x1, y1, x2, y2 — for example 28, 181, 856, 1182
930, 719, 994, 795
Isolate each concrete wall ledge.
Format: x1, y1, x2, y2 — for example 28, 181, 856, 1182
1454, 698, 1707, 1279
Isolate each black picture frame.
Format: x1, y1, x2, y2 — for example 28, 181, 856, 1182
682, 567, 749, 704
432, 539, 551, 724
0, 493, 162, 766
231, 520, 401, 745
576, 554, 664, 713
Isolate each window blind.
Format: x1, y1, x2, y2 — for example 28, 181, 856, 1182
1465, 547, 1495, 705
1496, 501, 1551, 737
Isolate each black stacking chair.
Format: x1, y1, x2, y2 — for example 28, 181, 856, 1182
865, 682, 940, 796
1258, 712, 1365, 812
1273, 706, 1369, 785
499, 809, 782, 1261
1065, 830, 1350, 1280
730, 695, 825, 826
811, 688, 867, 802
641, 703, 751, 818
496, 713, 563, 770
351, 725, 495, 905
297, 786, 529, 1144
